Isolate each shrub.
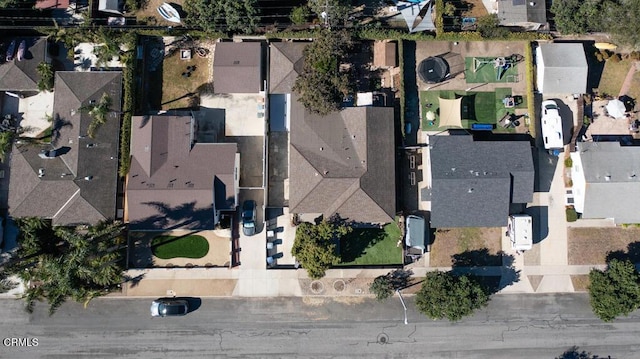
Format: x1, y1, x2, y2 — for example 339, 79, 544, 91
564, 157, 573, 168
595, 52, 604, 62
589, 259, 640, 322
369, 275, 394, 301
609, 53, 621, 62
601, 50, 611, 59
566, 207, 578, 222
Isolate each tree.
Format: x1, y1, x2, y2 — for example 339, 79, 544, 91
443, 1, 456, 16
369, 269, 413, 302
293, 29, 353, 115
415, 271, 489, 321
80, 92, 113, 138
550, 0, 604, 35
184, 0, 259, 34
290, 5, 310, 25
291, 218, 351, 279
36, 62, 54, 92
476, 14, 509, 39
588, 259, 640, 322
603, 0, 640, 50
308, 0, 351, 28
2, 218, 126, 314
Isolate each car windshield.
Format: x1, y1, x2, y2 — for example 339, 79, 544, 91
545, 104, 557, 110
244, 222, 255, 228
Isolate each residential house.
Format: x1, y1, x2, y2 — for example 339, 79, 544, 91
570, 141, 640, 224
289, 104, 396, 224
536, 43, 588, 95
0, 38, 50, 93
127, 112, 239, 230
429, 135, 534, 228
497, 0, 547, 31
269, 42, 306, 95
213, 42, 263, 94
8, 71, 122, 225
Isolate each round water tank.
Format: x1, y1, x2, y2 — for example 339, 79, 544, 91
418, 56, 450, 83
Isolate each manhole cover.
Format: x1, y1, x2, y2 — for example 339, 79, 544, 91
310, 280, 324, 294
333, 280, 345, 292
377, 333, 389, 345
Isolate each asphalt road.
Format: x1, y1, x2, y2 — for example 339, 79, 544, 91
0, 294, 638, 358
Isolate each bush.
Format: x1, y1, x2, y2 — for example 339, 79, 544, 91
609, 53, 621, 62
416, 271, 489, 321
589, 259, 640, 322
601, 50, 611, 59
566, 207, 578, 222
289, 5, 310, 25
36, 62, 54, 92
564, 157, 573, 168
369, 275, 394, 301
595, 52, 604, 62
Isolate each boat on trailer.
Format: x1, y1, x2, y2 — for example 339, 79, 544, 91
157, 3, 181, 23
6, 40, 16, 61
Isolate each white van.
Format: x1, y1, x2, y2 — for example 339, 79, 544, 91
507, 214, 532, 251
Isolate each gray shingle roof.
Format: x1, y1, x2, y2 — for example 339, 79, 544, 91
289, 102, 396, 223
213, 42, 262, 94
127, 113, 238, 230
0, 38, 48, 91
498, 0, 546, 26
537, 43, 588, 94
577, 142, 640, 223
430, 135, 534, 228
8, 71, 122, 225
269, 42, 306, 94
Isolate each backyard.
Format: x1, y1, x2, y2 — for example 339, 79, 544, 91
598, 59, 640, 101
337, 222, 403, 266
160, 47, 211, 110
420, 88, 526, 131
464, 56, 521, 83
568, 227, 640, 265
429, 227, 503, 267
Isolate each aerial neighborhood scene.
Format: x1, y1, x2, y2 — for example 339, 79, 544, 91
2, 0, 640, 356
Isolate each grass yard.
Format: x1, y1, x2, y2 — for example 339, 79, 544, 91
598, 59, 640, 100
151, 234, 209, 259
430, 227, 503, 267
464, 57, 520, 83
420, 89, 524, 131
160, 49, 211, 110
337, 223, 403, 266
568, 227, 640, 265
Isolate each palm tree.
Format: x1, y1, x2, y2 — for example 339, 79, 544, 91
81, 92, 113, 138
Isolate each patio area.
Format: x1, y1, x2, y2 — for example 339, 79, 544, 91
129, 229, 232, 268
420, 88, 527, 131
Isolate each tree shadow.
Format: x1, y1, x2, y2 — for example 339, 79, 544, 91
339, 227, 387, 263
605, 241, 640, 264
451, 248, 520, 294
556, 345, 606, 359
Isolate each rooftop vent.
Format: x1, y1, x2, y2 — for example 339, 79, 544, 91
84, 176, 93, 181
320, 147, 324, 151
38, 168, 45, 177
468, 188, 474, 193
605, 175, 611, 181
86, 143, 96, 148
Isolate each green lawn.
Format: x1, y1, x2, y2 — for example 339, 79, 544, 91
420, 88, 525, 131
151, 234, 209, 259
337, 222, 403, 266
464, 57, 520, 83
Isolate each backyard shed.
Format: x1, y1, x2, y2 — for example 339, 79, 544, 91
373, 41, 397, 68
536, 43, 588, 94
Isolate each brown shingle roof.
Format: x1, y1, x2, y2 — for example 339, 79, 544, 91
289, 102, 396, 223
213, 42, 263, 94
127, 113, 238, 230
269, 42, 307, 94
8, 71, 122, 225
373, 41, 397, 68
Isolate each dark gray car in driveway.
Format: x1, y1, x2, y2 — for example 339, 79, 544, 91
242, 200, 257, 236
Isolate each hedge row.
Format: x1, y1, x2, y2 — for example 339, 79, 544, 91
524, 41, 536, 137
398, 40, 406, 137
119, 34, 137, 178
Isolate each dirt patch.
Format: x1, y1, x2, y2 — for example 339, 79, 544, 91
462, 0, 490, 18
299, 278, 371, 296
160, 44, 212, 110
571, 275, 590, 292
568, 227, 640, 265
429, 227, 503, 267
